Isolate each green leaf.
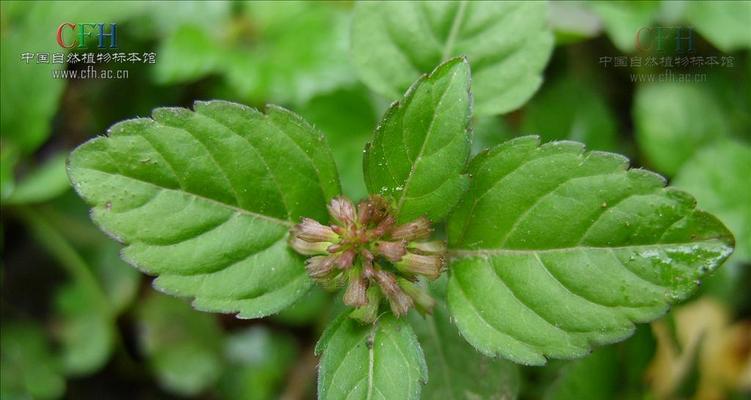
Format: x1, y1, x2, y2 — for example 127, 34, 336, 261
683, 1, 751, 52
1, 322, 65, 400
351, 1, 553, 115
673, 140, 751, 263
588, 1, 660, 53
521, 78, 619, 152
446, 136, 734, 366
409, 278, 520, 400
53, 282, 114, 376
68, 100, 341, 318
218, 327, 298, 400
634, 83, 728, 176
363, 58, 471, 223
137, 293, 224, 396
5, 154, 70, 205
317, 313, 428, 400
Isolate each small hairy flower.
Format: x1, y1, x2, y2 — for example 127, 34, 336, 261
375, 240, 407, 262
389, 217, 431, 241
395, 253, 444, 280
293, 217, 339, 242
343, 269, 369, 307
373, 268, 413, 316
328, 196, 356, 226
305, 256, 337, 280
289, 237, 332, 256
289, 195, 446, 320
408, 240, 446, 255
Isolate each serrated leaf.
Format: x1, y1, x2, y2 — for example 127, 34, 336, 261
317, 313, 428, 400
446, 136, 734, 366
137, 293, 224, 396
351, 1, 553, 115
409, 278, 520, 400
363, 58, 471, 223
634, 83, 728, 176
68, 100, 341, 318
673, 140, 751, 263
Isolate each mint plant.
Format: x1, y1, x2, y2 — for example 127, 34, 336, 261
67, 57, 734, 399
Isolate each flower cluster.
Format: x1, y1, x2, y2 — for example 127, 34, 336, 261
289, 195, 445, 323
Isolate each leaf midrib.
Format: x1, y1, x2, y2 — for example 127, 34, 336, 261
79, 166, 292, 227
447, 240, 730, 258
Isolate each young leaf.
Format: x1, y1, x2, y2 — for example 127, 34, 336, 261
351, 1, 553, 115
68, 100, 340, 318
409, 278, 520, 399
137, 293, 224, 396
316, 313, 428, 400
673, 140, 751, 263
363, 58, 471, 223
446, 136, 734, 365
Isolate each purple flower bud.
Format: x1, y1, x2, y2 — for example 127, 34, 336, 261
395, 253, 443, 280
370, 214, 395, 238
289, 236, 331, 256
373, 269, 413, 317
398, 278, 435, 315
389, 217, 431, 241
328, 196, 356, 226
343, 270, 369, 307
305, 255, 336, 279
294, 217, 339, 242
375, 240, 407, 262
335, 249, 356, 269
408, 240, 446, 255
357, 195, 390, 226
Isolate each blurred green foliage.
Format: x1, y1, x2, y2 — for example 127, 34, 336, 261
1, 1, 749, 399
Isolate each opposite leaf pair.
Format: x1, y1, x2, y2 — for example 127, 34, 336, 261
68, 58, 733, 399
